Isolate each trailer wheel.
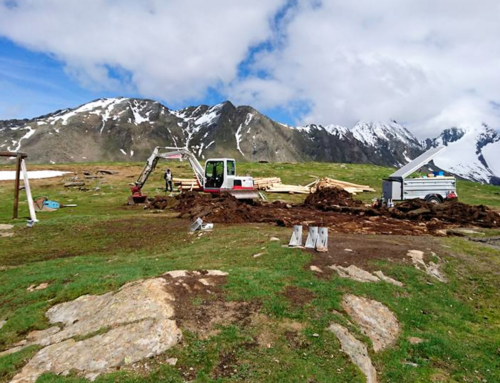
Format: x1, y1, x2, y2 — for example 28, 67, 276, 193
425, 194, 442, 205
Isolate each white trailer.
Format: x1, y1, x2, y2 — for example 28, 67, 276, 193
382, 146, 457, 204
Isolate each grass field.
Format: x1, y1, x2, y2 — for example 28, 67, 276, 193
0, 161, 499, 382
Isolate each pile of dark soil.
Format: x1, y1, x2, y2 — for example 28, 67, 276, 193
384, 199, 500, 228
170, 189, 500, 235
174, 192, 256, 223
145, 196, 169, 210
303, 187, 362, 209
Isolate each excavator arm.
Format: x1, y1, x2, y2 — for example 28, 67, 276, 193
136, 147, 205, 188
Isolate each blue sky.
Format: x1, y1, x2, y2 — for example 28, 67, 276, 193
0, 32, 299, 126
0, 0, 499, 138
0, 38, 114, 118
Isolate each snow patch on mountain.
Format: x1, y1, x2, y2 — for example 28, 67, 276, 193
323, 124, 349, 138
235, 113, 254, 156
194, 104, 223, 126
432, 126, 495, 182
351, 121, 420, 148
8, 126, 35, 152
49, 98, 126, 126
128, 100, 150, 125
482, 141, 500, 176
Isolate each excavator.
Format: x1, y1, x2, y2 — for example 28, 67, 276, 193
134, 146, 259, 200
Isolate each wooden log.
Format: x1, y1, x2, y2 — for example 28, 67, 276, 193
12, 154, 22, 219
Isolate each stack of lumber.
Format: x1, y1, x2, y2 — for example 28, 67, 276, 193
172, 177, 202, 191
265, 183, 311, 194
170, 175, 374, 195
313, 177, 376, 194
253, 177, 282, 190
254, 176, 310, 194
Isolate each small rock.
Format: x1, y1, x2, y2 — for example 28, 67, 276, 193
205, 270, 228, 276
0, 224, 14, 230
403, 362, 418, 367
407, 250, 447, 283
0, 345, 27, 358
0, 232, 14, 237
270, 237, 280, 242
373, 271, 404, 287
328, 323, 377, 383
166, 357, 178, 366
342, 294, 400, 352
310, 265, 323, 273
329, 265, 379, 283
312, 333, 319, 337
447, 228, 484, 236
408, 336, 424, 345
27, 282, 50, 292
164, 270, 189, 278
198, 278, 210, 286
344, 249, 353, 252
253, 252, 265, 258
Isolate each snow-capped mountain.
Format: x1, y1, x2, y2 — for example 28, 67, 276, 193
0, 97, 498, 184
425, 125, 500, 184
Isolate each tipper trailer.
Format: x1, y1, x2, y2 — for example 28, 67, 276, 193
382, 146, 457, 204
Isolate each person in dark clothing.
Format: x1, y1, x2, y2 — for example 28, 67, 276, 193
164, 169, 173, 192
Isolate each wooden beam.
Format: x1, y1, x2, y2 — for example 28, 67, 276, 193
0, 151, 27, 158
12, 154, 22, 219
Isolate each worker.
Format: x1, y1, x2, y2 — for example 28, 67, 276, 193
164, 169, 173, 192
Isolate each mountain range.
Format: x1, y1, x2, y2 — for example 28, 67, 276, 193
0, 97, 499, 184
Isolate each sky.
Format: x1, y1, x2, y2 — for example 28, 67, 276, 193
0, 0, 499, 139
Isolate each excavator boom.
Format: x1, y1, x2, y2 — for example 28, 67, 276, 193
136, 147, 205, 188
136, 146, 258, 200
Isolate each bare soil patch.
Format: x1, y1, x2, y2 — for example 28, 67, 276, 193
306, 234, 441, 277
282, 285, 316, 307
160, 271, 259, 338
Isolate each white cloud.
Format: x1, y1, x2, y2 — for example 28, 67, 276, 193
0, 0, 285, 106
1, 0, 500, 137
228, 0, 500, 137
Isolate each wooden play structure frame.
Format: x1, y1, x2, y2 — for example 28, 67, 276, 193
0, 151, 37, 222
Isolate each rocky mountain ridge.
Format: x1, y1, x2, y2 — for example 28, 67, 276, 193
0, 97, 498, 184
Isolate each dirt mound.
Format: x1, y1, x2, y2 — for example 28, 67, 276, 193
145, 195, 170, 210
385, 200, 500, 228
174, 192, 256, 224
303, 187, 362, 209
170, 191, 499, 236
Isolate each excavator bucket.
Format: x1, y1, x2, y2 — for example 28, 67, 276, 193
229, 189, 260, 200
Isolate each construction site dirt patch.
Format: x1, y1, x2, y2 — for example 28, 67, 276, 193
382, 199, 500, 228
283, 285, 316, 307
306, 234, 442, 276
172, 190, 500, 236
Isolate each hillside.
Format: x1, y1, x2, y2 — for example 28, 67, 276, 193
0, 162, 499, 383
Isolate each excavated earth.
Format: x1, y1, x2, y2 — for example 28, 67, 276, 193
168, 188, 500, 236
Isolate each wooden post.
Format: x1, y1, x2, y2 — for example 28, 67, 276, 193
13, 154, 22, 219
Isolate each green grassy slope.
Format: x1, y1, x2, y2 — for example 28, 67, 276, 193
0, 161, 499, 382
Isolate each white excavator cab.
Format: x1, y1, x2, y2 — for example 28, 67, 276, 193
204, 158, 255, 199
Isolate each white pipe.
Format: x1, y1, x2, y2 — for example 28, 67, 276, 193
21, 159, 38, 222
